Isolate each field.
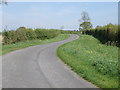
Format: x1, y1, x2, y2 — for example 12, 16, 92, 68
57, 34, 118, 88
0, 34, 69, 55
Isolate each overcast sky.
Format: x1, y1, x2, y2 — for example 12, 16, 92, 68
1, 2, 118, 31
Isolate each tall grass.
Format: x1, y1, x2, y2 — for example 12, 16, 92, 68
57, 34, 118, 88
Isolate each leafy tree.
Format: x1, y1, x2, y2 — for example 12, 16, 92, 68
79, 11, 93, 31
80, 22, 92, 30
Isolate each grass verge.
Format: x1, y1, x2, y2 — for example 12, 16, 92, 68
0, 34, 70, 55
57, 34, 118, 88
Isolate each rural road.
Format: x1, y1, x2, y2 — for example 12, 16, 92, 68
2, 34, 97, 88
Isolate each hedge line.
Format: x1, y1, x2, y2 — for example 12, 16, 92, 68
2, 27, 60, 44
82, 24, 120, 47
2, 27, 78, 44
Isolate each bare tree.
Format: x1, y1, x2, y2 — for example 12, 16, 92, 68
81, 11, 90, 22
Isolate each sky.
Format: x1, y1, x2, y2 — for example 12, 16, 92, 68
0, 2, 118, 31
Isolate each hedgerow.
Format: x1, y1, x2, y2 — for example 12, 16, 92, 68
2, 27, 78, 45
82, 24, 119, 47
2, 27, 60, 44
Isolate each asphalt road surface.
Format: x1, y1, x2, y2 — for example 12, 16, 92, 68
2, 34, 98, 88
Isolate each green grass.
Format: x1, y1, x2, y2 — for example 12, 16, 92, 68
57, 34, 118, 88
0, 34, 70, 55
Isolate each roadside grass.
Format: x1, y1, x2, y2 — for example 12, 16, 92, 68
0, 34, 70, 55
57, 34, 118, 88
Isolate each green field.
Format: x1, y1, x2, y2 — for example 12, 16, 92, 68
0, 34, 70, 55
57, 34, 118, 88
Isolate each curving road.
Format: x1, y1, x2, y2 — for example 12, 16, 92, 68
2, 34, 97, 88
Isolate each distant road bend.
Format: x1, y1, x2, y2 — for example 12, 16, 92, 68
3, 34, 97, 88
